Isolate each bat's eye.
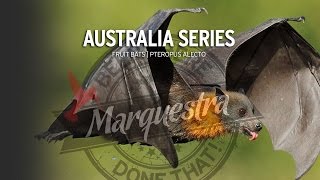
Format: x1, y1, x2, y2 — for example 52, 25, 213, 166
238, 108, 247, 117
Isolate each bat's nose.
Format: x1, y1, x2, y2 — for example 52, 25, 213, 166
255, 123, 262, 132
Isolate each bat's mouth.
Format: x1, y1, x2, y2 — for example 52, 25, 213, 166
242, 127, 259, 141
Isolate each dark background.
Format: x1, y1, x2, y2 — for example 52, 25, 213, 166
2, 1, 42, 180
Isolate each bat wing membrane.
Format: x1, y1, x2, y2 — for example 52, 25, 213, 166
226, 20, 320, 179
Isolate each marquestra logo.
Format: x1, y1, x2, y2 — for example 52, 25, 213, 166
84, 136, 236, 180
58, 36, 238, 180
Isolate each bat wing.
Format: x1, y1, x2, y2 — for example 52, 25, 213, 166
225, 18, 320, 179
177, 17, 319, 179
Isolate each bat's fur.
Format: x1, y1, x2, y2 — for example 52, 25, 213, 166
182, 92, 226, 139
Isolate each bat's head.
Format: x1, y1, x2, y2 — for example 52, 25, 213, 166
222, 91, 262, 141
182, 89, 262, 140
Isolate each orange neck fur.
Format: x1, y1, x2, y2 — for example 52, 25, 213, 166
183, 92, 226, 139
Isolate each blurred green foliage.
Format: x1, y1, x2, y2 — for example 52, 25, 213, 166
35, 0, 320, 179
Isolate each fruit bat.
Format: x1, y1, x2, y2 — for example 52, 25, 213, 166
36, 8, 320, 179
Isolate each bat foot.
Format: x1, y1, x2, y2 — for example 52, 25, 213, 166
35, 130, 71, 143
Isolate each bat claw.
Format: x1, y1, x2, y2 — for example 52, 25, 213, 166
287, 16, 305, 23
199, 7, 208, 14
34, 131, 50, 141
35, 131, 71, 143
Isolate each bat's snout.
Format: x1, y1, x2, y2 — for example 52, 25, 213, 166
255, 122, 263, 131
240, 120, 263, 141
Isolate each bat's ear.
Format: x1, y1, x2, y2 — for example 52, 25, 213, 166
215, 86, 225, 96
238, 88, 246, 94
